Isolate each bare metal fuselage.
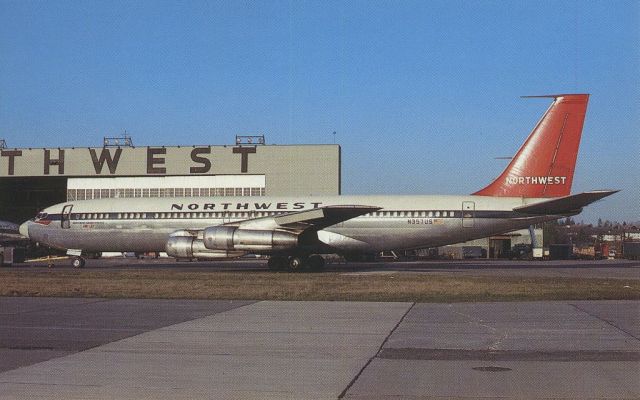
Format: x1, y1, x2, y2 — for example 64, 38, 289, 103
23, 195, 559, 255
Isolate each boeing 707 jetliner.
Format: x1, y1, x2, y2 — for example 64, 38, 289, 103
20, 94, 617, 270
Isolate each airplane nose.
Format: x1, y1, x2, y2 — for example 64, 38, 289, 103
19, 222, 30, 239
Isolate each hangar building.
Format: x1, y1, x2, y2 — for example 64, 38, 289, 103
0, 136, 341, 224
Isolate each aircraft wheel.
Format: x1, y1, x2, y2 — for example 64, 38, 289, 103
308, 255, 325, 271
267, 256, 287, 271
72, 256, 86, 269
287, 256, 306, 272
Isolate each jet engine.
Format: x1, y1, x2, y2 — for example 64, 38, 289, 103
203, 226, 298, 252
166, 234, 244, 259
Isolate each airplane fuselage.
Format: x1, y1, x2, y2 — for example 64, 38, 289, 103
22, 195, 560, 255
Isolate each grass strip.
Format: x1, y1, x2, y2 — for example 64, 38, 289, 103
1, 269, 638, 302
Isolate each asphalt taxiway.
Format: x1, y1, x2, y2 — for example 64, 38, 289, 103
16, 257, 640, 280
0, 297, 638, 399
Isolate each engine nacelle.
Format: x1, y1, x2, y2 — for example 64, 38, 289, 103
166, 235, 244, 259
203, 226, 298, 252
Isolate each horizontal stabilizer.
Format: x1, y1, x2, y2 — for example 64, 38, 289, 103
513, 190, 619, 215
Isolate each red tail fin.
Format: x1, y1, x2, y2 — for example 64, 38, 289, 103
473, 94, 589, 198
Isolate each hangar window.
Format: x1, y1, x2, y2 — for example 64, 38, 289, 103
76, 190, 86, 200
85, 191, 93, 200
67, 190, 75, 201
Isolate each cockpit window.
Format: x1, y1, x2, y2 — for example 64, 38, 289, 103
35, 212, 48, 220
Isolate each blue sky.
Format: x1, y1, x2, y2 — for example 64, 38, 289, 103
0, 0, 638, 223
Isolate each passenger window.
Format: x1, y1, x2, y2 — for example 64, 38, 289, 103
435, 211, 440, 217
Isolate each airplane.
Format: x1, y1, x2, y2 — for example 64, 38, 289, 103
0, 220, 25, 244
19, 94, 617, 271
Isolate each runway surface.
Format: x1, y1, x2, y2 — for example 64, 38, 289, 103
0, 297, 638, 399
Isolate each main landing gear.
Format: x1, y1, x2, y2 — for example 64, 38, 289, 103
267, 255, 325, 272
71, 256, 86, 268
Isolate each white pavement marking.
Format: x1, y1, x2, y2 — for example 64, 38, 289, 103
0, 301, 411, 400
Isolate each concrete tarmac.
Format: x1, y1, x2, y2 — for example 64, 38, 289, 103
0, 298, 638, 399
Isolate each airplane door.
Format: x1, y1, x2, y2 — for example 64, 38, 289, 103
61, 205, 73, 229
462, 201, 475, 228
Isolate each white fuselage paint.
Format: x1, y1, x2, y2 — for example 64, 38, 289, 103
22, 195, 563, 255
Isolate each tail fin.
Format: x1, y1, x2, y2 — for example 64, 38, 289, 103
473, 94, 589, 198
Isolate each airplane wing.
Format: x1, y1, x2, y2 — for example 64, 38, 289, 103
225, 205, 381, 232
513, 190, 619, 215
